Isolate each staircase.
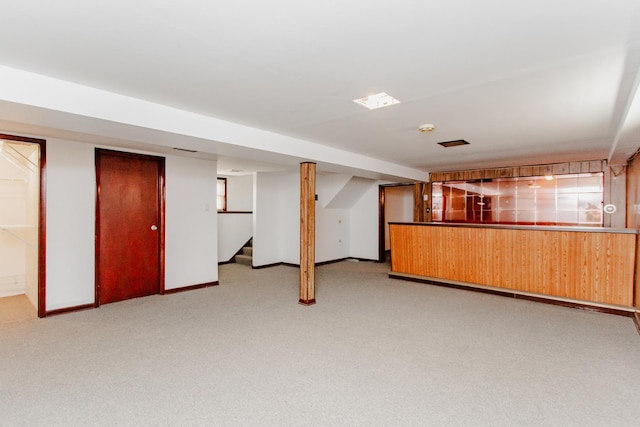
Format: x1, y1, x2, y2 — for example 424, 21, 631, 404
235, 239, 253, 266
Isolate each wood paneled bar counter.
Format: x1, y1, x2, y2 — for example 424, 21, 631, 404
389, 222, 637, 309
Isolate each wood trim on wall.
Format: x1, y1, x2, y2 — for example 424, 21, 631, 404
423, 183, 432, 222
626, 150, 640, 309
159, 157, 166, 295
413, 182, 424, 222
44, 303, 96, 317
0, 133, 47, 317
252, 258, 379, 269
429, 160, 605, 182
253, 262, 288, 269
164, 281, 219, 294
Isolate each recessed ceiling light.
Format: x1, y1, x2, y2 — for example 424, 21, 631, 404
353, 92, 400, 110
437, 139, 470, 148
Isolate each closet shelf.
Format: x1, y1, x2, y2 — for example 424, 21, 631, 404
0, 226, 37, 248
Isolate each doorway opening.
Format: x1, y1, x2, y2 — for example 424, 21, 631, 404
0, 134, 46, 321
378, 183, 415, 263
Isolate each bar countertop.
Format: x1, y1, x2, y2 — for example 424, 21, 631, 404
388, 221, 638, 234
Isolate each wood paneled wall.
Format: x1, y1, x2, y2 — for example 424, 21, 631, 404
626, 151, 640, 230
626, 150, 640, 308
390, 223, 636, 307
429, 160, 604, 182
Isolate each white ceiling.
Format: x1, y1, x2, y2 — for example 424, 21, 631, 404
0, 0, 639, 178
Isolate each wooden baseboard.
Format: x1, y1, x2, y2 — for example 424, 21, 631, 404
317, 257, 378, 265
45, 303, 96, 317
164, 281, 219, 294
316, 258, 348, 266
350, 257, 379, 263
253, 262, 287, 269
253, 258, 377, 269
43, 282, 219, 316
389, 273, 635, 318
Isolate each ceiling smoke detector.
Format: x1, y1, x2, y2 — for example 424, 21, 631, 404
418, 124, 435, 132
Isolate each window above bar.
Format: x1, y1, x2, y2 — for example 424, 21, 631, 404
431, 173, 604, 227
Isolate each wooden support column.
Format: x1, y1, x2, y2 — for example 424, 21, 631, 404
423, 182, 432, 222
413, 182, 425, 222
299, 162, 316, 305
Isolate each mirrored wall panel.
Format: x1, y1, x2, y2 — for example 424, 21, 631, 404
431, 173, 603, 226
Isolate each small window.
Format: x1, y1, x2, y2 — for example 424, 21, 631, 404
217, 178, 227, 211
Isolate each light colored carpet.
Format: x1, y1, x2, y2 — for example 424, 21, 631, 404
0, 294, 37, 324
1, 260, 639, 426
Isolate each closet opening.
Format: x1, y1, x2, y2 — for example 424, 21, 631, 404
0, 134, 45, 321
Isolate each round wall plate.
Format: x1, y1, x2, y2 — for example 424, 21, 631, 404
604, 204, 617, 214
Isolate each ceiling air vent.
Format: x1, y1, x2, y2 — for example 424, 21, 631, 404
437, 139, 470, 148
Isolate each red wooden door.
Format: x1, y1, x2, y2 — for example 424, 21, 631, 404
96, 149, 164, 304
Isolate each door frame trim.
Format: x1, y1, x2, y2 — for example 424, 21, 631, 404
94, 148, 166, 306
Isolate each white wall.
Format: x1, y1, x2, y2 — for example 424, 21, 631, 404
165, 156, 218, 290
350, 182, 382, 260
252, 171, 382, 266
224, 174, 253, 211
253, 172, 288, 266
278, 174, 300, 264
46, 139, 95, 310
45, 138, 218, 310
317, 174, 351, 208
217, 213, 252, 262
315, 175, 350, 262
315, 207, 350, 263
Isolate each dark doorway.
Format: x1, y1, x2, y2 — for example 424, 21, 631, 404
95, 149, 165, 305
